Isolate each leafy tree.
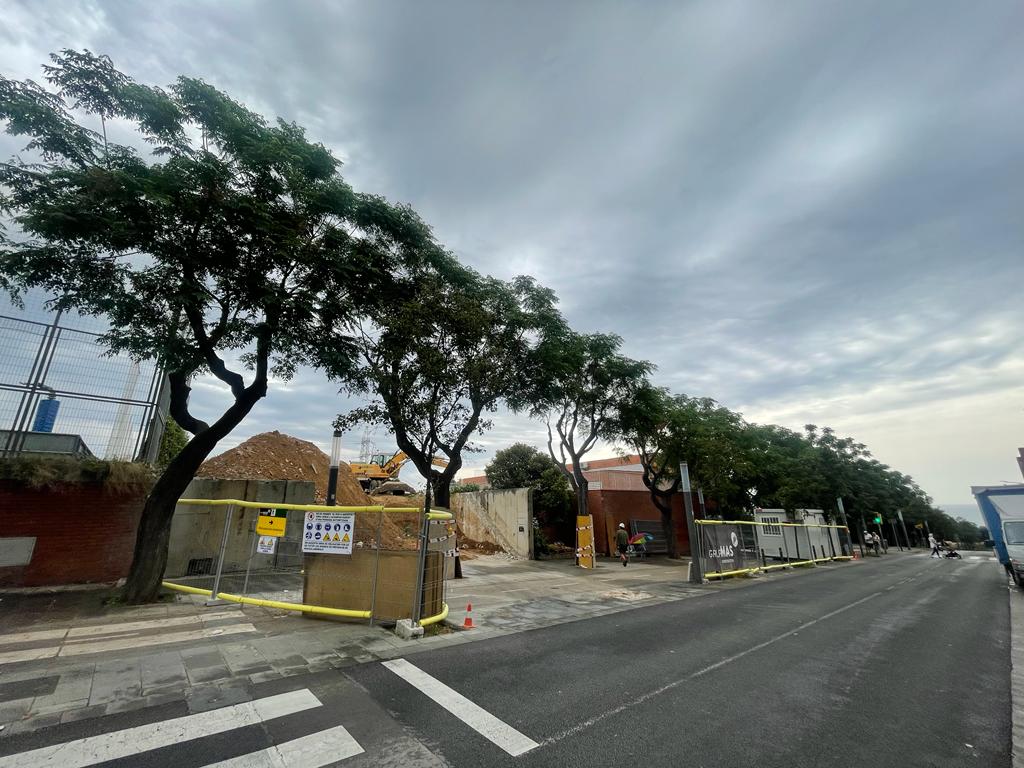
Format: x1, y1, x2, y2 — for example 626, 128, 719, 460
334, 269, 561, 508
529, 331, 652, 521
486, 443, 573, 532
0, 51, 442, 602
156, 417, 188, 470
486, 443, 556, 489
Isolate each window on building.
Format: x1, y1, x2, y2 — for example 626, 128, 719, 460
760, 516, 782, 536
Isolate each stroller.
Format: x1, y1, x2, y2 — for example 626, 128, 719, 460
940, 541, 963, 559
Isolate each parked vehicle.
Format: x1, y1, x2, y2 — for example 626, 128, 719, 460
972, 484, 1024, 586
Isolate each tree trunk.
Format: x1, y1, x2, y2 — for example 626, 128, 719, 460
652, 494, 678, 559
433, 477, 451, 509
122, 389, 263, 603
574, 476, 589, 518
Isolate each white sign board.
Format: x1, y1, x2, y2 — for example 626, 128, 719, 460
256, 536, 277, 555
302, 511, 355, 555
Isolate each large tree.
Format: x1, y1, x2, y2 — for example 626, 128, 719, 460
530, 330, 652, 520
486, 443, 574, 534
0, 51, 442, 601
335, 268, 561, 508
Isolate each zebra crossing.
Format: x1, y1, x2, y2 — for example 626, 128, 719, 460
0, 688, 364, 767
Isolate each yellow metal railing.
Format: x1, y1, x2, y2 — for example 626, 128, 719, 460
696, 518, 852, 580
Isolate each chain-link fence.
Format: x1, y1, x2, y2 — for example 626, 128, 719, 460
162, 499, 454, 626
696, 519, 855, 579
0, 307, 168, 461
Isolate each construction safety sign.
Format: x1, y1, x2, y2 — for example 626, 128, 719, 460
256, 535, 277, 555
256, 508, 288, 537
302, 511, 355, 555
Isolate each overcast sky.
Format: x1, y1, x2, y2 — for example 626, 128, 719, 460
2, 1, 1022, 516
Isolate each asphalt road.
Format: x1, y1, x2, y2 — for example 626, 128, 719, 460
352, 553, 1010, 767
0, 553, 1010, 767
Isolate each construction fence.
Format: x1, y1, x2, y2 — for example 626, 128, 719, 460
696, 519, 855, 580
162, 498, 454, 626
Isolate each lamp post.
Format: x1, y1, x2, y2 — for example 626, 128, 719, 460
326, 429, 342, 506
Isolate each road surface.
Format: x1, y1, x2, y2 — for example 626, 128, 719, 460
0, 552, 1010, 767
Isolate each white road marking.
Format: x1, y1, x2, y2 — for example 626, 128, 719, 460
0, 646, 59, 665
0, 688, 321, 768
58, 623, 256, 656
383, 658, 539, 756
66, 610, 241, 638
202, 724, 364, 767
0, 628, 69, 645
544, 590, 884, 745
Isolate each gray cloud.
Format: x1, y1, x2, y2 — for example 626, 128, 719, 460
2, 0, 1022, 507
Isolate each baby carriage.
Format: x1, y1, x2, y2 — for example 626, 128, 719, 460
941, 541, 963, 559
627, 532, 654, 560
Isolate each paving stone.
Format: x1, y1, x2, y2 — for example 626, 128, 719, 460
3, 710, 62, 736
0, 697, 33, 726
0, 675, 58, 702
140, 651, 187, 690
59, 703, 108, 724
248, 670, 282, 685
186, 664, 232, 685
88, 660, 141, 707
186, 681, 252, 714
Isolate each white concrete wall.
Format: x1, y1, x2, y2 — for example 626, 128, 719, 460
451, 488, 533, 559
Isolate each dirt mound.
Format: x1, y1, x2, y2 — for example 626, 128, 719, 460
196, 431, 370, 505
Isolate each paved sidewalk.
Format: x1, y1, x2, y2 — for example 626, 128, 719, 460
0, 553, 861, 737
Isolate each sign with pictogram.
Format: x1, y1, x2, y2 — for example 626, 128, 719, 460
256, 508, 288, 537
256, 535, 277, 555
301, 511, 355, 555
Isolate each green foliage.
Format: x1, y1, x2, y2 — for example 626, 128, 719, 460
486, 443, 573, 528
528, 330, 653, 505
450, 482, 480, 494
156, 418, 188, 470
0, 455, 154, 491
333, 270, 562, 504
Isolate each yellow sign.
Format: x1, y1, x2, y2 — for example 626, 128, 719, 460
256, 508, 288, 537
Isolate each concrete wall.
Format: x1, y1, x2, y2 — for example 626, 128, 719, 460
0, 480, 147, 587
451, 488, 533, 559
165, 477, 315, 578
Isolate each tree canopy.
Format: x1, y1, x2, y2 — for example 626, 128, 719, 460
0, 50, 443, 601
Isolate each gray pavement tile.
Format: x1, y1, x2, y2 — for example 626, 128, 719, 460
186, 664, 232, 684
140, 651, 187, 690
88, 660, 140, 707
181, 649, 224, 668
3, 710, 62, 736
0, 675, 58, 702
248, 670, 282, 685
0, 697, 33, 726
59, 703, 108, 725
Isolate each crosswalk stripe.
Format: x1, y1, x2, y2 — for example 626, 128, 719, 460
202, 724, 364, 767
382, 658, 539, 757
58, 623, 256, 656
0, 688, 321, 768
65, 609, 242, 638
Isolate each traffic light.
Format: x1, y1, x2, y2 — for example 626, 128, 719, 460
872, 515, 882, 524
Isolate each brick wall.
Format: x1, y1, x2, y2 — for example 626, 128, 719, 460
587, 488, 694, 557
0, 480, 147, 587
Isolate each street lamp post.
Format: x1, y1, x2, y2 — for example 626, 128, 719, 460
326, 429, 342, 506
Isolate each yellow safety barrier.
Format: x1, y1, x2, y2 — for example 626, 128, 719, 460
176, 498, 454, 520
161, 580, 450, 624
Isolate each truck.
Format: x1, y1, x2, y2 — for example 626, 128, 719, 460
972, 484, 1024, 586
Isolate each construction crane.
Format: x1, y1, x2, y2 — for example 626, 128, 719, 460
348, 450, 449, 492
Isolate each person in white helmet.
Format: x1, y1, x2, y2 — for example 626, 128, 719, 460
615, 522, 630, 566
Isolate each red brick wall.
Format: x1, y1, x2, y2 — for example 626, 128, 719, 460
587, 488, 694, 557
0, 481, 146, 587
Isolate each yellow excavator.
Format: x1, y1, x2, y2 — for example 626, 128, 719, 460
348, 451, 449, 492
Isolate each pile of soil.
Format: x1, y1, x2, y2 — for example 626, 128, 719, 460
196, 431, 370, 505
456, 526, 505, 559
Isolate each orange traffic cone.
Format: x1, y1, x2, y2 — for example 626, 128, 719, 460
462, 603, 475, 629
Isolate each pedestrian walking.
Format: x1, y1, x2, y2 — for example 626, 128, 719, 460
929, 533, 940, 558
864, 531, 875, 556
615, 523, 629, 567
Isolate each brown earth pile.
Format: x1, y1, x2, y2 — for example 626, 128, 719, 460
196, 431, 370, 505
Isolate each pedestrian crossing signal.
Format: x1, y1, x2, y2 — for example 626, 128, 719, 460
872, 516, 882, 524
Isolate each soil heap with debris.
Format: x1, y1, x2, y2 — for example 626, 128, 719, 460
196, 431, 369, 505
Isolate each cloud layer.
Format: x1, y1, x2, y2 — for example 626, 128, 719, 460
2, 0, 1022, 512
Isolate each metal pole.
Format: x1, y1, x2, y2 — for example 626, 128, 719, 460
805, 526, 815, 565
369, 506, 383, 627
6, 310, 63, 456
836, 497, 851, 556
782, 523, 791, 565
890, 519, 903, 551
326, 429, 342, 506
208, 503, 235, 605
898, 510, 912, 550
680, 463, 702, 584
241, 522, 258, 598
411, 483, 432, 624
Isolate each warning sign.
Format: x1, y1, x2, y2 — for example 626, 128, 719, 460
301, 511, 355, 555
256, 508, 288, 537
256, 536, 277, 555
